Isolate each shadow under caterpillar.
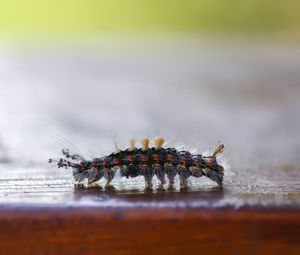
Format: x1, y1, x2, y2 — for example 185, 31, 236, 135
49, 137, 225, 189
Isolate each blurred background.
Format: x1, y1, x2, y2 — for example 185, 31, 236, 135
0, 0, 299, 173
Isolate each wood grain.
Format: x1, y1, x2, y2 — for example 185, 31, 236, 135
0, 208, 299, 255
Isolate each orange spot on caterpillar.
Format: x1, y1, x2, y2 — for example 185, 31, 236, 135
167, 154, 173, 161
193, 159, 200, 165
180, 157, 187, 163
141, 155, 147, 162
113, 158, 120, 164
127, 155, 134, 162
153, 154, 160, 161
92, 158, 98, 166
205, 158, 213, 166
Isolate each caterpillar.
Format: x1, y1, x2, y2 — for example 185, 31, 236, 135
49, 137, 225, 189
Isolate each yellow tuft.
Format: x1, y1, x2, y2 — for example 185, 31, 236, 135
129, 139, 136, 151
154, 136, 164, 149
114, 143, 121, 154
211, 143, 225, 157
141, 137, 150, 150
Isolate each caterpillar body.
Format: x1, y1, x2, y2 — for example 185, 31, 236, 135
49, 137, 225, 189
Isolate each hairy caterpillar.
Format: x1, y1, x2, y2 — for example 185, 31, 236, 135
49, 137, 225, 189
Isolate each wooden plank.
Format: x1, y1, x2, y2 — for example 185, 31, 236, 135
0, 208, 299, 255
0, 165, 299, 254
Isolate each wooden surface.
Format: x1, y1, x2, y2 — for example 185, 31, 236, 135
0, 165, 299, 208
0, 165, 299, 254
0, 208, 299, 255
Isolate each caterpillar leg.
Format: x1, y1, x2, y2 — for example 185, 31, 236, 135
144, 174, 153, 188
177, 164, 189, 188
139, 166, 153, 188
165, 168, 176, 185
179, 169, 190, 189
154, 167, 166, 185
157, 172, 166, 185
179, 173, 188, 188
167, 170, 176, 190
103, 168, 115, 189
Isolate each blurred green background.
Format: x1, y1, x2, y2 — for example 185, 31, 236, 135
0, 0, 299, 36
